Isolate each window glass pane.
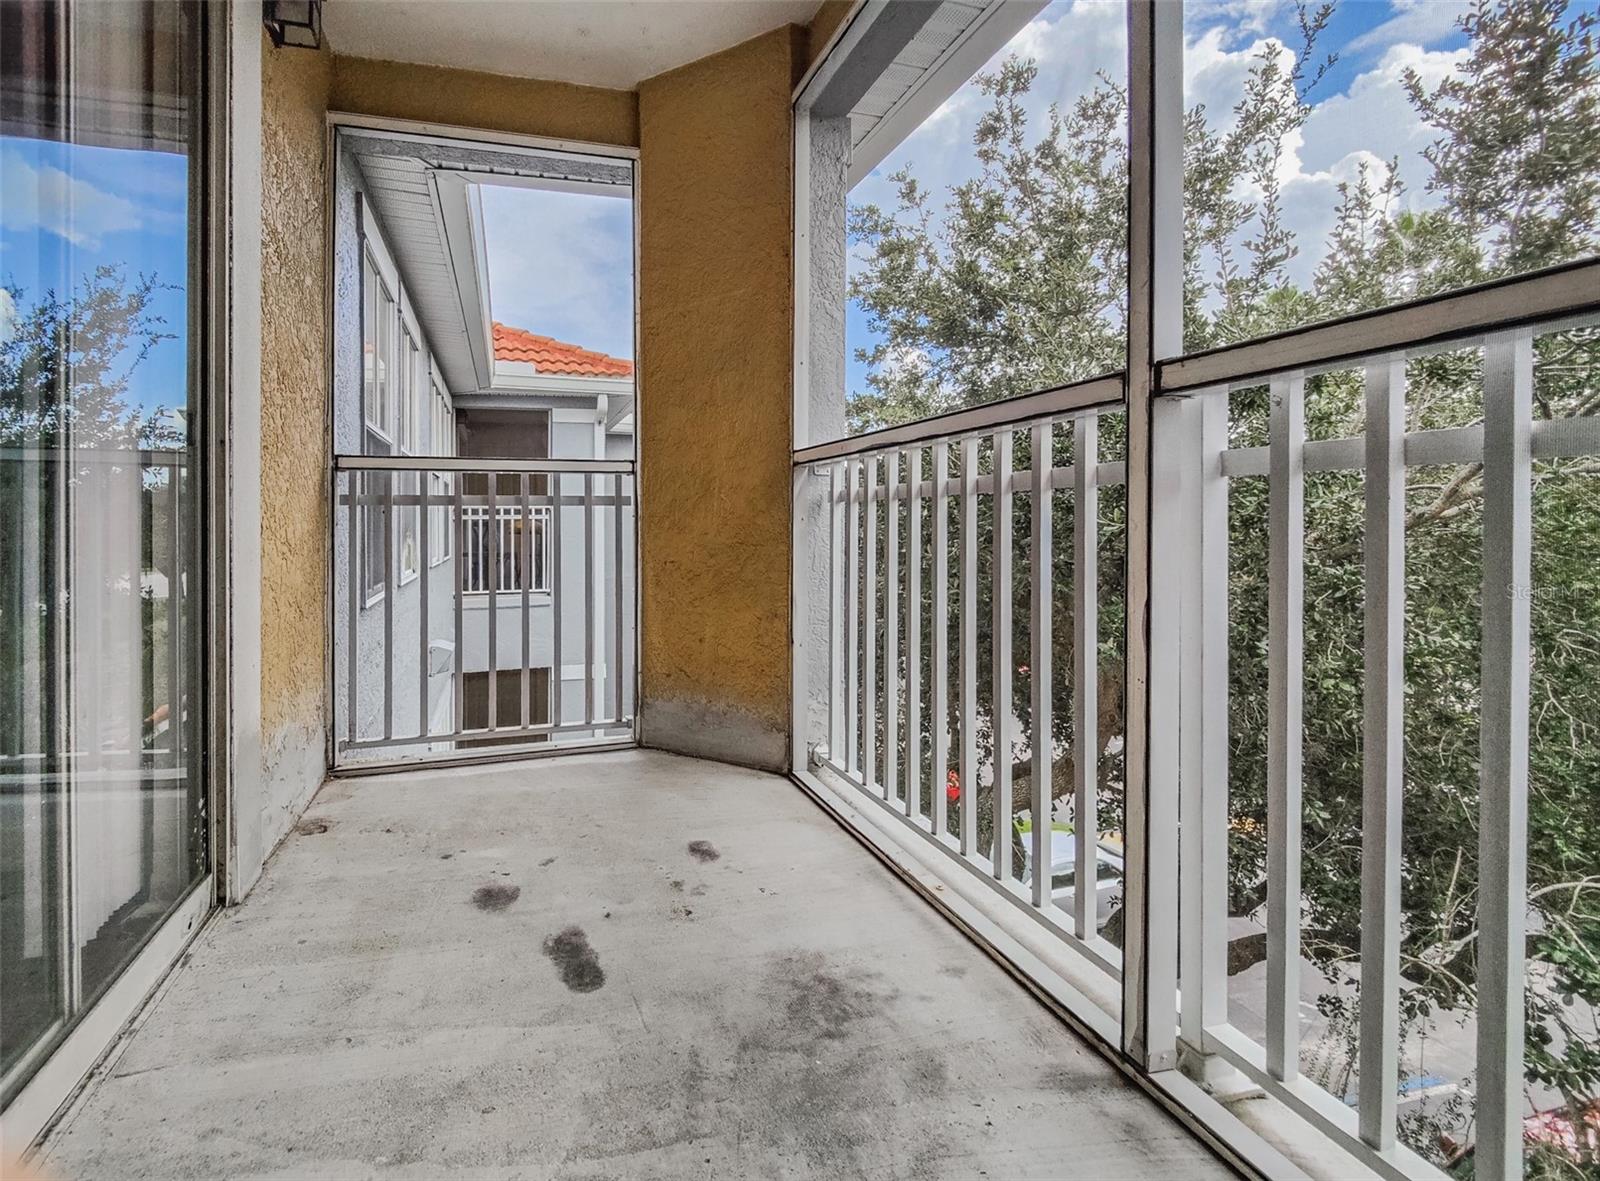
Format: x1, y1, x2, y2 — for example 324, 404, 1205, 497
1182, 0, 1600, 352
814, 0, 1129, 443
1, 0, 205, 1096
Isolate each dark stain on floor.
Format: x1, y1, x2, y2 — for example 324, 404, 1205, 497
539, 856, 557, 867
471, 883, 521, 912
543, 925, 605, 992
1037, 1062, 1107, 1095
294, 817, 330, 835
687, 840, 720, 863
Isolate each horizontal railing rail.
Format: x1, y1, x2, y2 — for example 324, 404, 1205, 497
793, 373, 1124, 465
332, 457, 634, 765
334, 455, 633, 474
1157, 258, 1600, 394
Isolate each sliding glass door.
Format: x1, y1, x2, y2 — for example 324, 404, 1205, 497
1, 0, 208, 1105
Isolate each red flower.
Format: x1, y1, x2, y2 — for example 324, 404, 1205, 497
946, 769, 961, 804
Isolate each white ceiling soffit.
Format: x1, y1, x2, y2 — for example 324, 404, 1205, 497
801, 0, 1046, 188
342, 129, 633, 395
323, 0, 823, 92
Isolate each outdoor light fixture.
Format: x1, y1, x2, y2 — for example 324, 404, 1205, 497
263, 0, 322, 50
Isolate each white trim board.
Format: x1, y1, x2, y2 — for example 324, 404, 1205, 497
3, 881, 213, 1159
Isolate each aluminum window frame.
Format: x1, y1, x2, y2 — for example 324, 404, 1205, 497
792, 5, 1600, 1180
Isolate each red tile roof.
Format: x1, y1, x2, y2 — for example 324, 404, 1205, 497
492, 322, 633, 378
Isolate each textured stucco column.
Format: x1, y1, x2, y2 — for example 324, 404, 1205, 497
252, 30, 332, 897
637, 27, 807, 771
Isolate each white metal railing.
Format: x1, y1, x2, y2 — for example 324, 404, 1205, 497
1163, 317, 1600, 1181
333, 456, 635, 764
801, 385, 1129, 987
462, 503, 551, 595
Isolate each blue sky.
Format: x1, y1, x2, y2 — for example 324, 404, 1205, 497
479, 183, 635, 362
1, 135, 190, 427
844, 0, 1483, 399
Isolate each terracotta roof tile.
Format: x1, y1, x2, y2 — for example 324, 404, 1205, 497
492, 322, 633, 378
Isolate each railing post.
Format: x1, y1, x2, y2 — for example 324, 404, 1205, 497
1123, 0, 1185, 1072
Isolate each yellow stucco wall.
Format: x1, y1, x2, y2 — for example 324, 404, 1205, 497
807, 1, 857, 70
260, 32, 332, 759
636, 27, 805, 770
256, 51, 636, 744
330, 56, 639, 147
258, 31, 806, 777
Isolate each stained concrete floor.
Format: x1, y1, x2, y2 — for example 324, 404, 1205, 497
39, 749, 1234, 1181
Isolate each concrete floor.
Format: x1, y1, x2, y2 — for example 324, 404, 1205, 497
39, 749, 1234, 1181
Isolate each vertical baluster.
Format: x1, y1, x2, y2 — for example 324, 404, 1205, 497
1476, 331, 1533, 1181
383, 470, 395, 742
347, 471, 359, 748
1266, 374, 1305, 1082
454, 473, 465, 735
864, 457, 879, 797
585, 472, 596, 729
906, 448, 923, 820
488, 477, 499, 730
521, 473, 532, 732
932, 442, 950, 838
1029, 422, 1053, 907
885, 451, 900, 805
830, 463, 845, 764
959, 437, 979, 857
846, 460, 860, 776
419, 472, 431, 739
552, 471, 564, 735
992, 429, 1014, 881
1073, 417, 1100, 938
614, 472, 626, 725
1179, 396, 1231, 1045
167, 466, 182, 765
1357, 359, 1406, 1149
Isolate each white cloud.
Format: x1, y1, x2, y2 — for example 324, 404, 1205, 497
851, 0, 1126, 214
479, 183, 634, 360
1345, 0, 1470, 54
0, 288, 16, 345
847, 0, 1476, 298
0, 148, 144, 249
1298, 42, 1465, 174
